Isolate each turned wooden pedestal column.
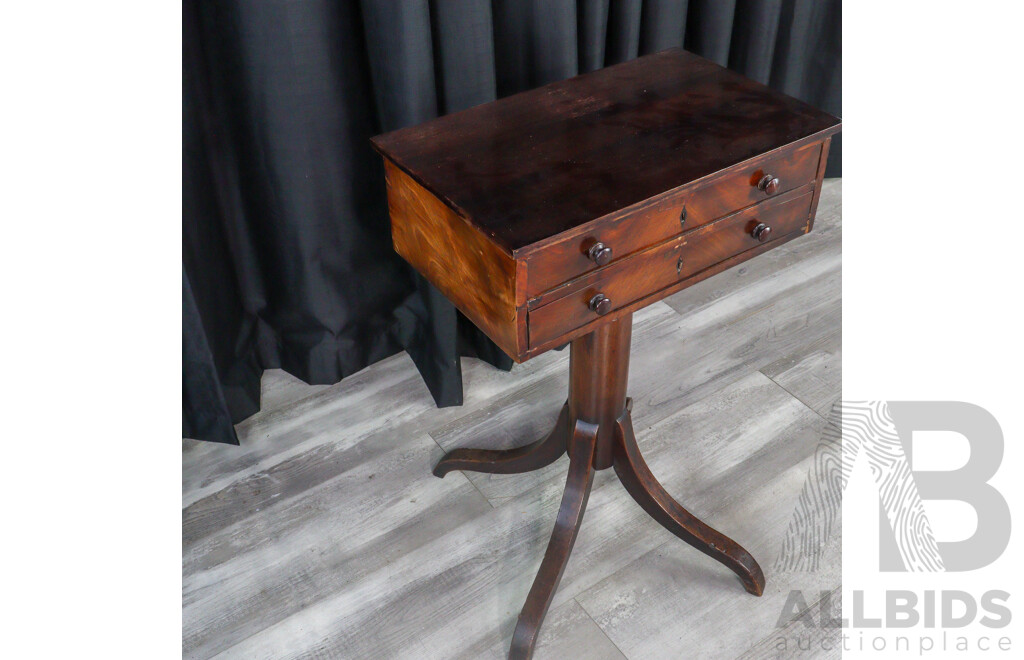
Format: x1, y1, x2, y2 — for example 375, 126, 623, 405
434, 314, 765, 659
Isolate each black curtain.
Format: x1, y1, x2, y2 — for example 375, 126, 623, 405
183, 0, 841, 444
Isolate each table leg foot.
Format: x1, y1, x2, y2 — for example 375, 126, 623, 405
433, 403, 570, 478
611, 401, 766, 597
508, 419, 598, 660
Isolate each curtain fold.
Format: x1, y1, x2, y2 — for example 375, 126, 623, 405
183, 0, 841, 443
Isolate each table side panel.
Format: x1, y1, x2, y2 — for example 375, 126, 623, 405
384, 159, 523, 360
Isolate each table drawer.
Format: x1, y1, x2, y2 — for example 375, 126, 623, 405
523, 141, 823, 298
528, 188, 814, 348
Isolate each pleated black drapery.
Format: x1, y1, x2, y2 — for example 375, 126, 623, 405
183, 0, 841, 444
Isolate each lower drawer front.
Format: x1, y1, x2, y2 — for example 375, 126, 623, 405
528, 188, 814, 348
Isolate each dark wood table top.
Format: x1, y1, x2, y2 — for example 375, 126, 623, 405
371, 48, 840, 255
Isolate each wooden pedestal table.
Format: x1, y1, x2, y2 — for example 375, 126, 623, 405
371, 48, 840, 659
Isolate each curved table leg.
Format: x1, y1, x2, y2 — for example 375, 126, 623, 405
433, 404, 570, 478
508, 419, 598, 660
612, 400, 766, 597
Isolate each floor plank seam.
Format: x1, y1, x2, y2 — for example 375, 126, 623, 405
426, 432, 498, 509
572, 596, 630, 660
758, 371, 833, 423
463, 469, 496, 509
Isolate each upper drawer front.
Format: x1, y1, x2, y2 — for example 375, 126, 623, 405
524, 141, 823, 298
528, 188, 814, 349
677, 141, 822, 233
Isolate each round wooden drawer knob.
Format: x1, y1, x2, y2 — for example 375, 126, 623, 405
589, 293, 612, 315
757, 174, 780, 195
751, 223, 772, 243
587, 242, 613, 266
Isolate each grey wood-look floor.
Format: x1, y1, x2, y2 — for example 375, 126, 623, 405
183, 180, 842, 660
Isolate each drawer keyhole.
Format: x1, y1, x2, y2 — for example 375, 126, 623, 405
676, 256, 684, 274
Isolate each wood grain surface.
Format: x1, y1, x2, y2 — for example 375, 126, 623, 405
385, 159, 525, 358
